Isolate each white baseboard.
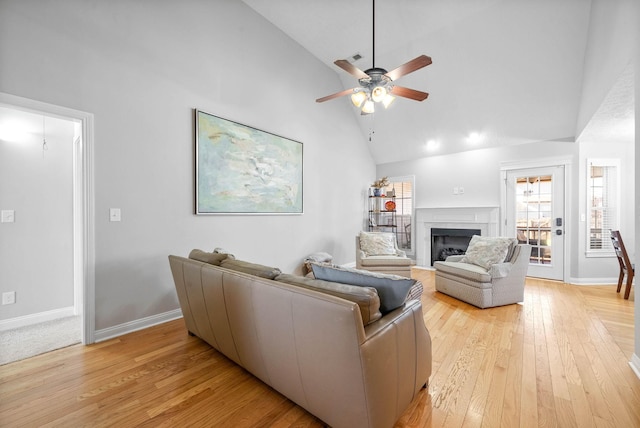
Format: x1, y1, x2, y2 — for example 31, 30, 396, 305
630, 354, 640, 380
94, 309, 183, 343
567, 277, 618, 285
0, 306, 76, 331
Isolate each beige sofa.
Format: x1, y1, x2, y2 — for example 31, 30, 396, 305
169, 254, 432, 428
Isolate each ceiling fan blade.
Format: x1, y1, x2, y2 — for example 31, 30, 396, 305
390, 86, 429, 101
316, 88, 355, 103
334, 59, 369, 79
384, 55, 432, 81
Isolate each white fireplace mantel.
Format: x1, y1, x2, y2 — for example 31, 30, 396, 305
415, 207, 499, 267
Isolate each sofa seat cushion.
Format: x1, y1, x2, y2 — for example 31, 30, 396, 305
310, 263, 415, 313
275, 274, 382, 325
433, 261, 492, 283
220, 258, 282, 279
359, 255, 412, 267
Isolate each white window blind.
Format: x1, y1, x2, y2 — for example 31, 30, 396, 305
587, 159, 619, 254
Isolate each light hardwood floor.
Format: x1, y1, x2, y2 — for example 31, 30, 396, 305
1, 270, 638, 427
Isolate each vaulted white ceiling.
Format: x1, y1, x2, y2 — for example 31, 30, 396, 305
242, 0, 599, 163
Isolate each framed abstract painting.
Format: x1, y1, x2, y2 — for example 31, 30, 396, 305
195, 110, 303, 214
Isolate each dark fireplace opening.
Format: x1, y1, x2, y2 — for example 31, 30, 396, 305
431, 228, 481, 266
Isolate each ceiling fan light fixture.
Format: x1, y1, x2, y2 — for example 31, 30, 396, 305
371, 85, 387, 102
382, 93, 395, 108
362, 99, 375, 114
351, 90, 367, 108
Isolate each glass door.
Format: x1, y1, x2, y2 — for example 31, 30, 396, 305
505, 166, 565, 280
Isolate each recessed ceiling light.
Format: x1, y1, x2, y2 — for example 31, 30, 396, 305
426, 139, 440, 150
0, 119, 29, 143
467, 132, 484, 144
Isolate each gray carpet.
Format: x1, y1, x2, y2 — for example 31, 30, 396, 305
0, 316, 82, 365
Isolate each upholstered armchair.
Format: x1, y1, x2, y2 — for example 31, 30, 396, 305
434, 236, 532, 308
356, 232, 413, 277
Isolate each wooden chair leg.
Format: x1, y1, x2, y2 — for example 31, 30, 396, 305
624, 271, 634, 299
617, 271, 624, 293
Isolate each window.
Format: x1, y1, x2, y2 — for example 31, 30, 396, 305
388, 176, 414, 251
586, 159, 619, 255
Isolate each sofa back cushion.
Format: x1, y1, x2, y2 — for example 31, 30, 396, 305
275, 274, 382, 325
221, 258, 282, 279
310, 263, 415, 313
189, 249, 230, 265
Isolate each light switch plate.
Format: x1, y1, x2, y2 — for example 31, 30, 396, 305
1, 210, 15, 223
110, 208, 121, 222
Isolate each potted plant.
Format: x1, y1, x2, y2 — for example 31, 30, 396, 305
371, 177, 389, 196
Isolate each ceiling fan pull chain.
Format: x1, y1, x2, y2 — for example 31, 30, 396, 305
42, 115, 49, 158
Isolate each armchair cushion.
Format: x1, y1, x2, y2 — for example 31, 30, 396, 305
359, 255, 412, 267
433, 261, 492, 283
359, 231, 398, 256
310, 263, 415, 313
461, 236, 517, 270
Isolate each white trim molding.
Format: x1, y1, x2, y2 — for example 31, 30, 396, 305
0, 306, 75, 331
94, 309, 183, 343
567, 277, 619, 286
630, 354, 640, 380
0, 91, 96, 345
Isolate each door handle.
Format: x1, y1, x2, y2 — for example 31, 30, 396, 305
556, 229, 563, 236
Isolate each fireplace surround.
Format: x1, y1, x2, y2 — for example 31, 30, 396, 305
415, 207, 499, 267
430, 227, 481, 266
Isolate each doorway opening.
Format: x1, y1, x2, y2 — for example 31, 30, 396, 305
0, 92, 95, 345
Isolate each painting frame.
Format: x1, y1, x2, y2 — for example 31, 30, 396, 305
194, 109, 304, 215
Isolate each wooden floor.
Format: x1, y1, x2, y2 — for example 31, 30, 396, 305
1, 271, 638, 427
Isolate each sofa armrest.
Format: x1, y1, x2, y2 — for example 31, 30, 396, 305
445, 254, 465, 262
489, 262, 513, 279
360, 300, 432, 427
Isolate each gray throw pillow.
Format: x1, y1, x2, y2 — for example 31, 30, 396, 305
310, 263, 415, 313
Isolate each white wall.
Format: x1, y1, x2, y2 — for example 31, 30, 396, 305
634, 0, 640, 371
575, 0, 636, 137
0, 0, 375, 331
378, 139, 577, 208
0, 111, 75, 320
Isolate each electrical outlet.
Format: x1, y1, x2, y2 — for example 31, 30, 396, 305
1, 210, 15, 223
453, 187, 459, 195
2, 291, 16, 305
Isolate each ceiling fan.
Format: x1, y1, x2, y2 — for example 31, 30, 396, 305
316, 0, 432, 114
